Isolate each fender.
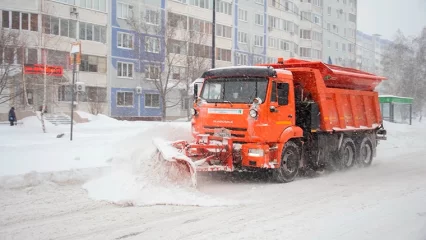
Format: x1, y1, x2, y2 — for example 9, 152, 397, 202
278, 126, 303, 144
275, 126, 304, 166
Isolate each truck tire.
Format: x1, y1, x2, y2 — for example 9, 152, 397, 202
331, 137, 356, 170
273, 141, 300, 183
357, 137, 373, 167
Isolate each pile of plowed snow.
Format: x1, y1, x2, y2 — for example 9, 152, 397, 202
82, 122, 239, 207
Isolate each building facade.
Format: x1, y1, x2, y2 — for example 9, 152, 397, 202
1, 0, 361, 120
0, 0, 108, 119
322, 0, 357, 67
356, 30, 392, 76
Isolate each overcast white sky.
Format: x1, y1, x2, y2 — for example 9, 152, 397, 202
357, 0, 426, 40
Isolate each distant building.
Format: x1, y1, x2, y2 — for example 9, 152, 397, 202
322, 0, 357, 67
356, 30, 392, 76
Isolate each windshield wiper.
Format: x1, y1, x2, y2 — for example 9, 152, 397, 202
223, 99, 233, 107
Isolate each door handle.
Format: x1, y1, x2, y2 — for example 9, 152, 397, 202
288, 114, 293, 118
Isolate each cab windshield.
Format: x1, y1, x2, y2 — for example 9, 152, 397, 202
200, 77, 268, 104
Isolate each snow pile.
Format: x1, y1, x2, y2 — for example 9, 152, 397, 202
82, 122, 239, 207
21, 115, 56, 129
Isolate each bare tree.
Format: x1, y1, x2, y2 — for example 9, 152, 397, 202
381, 28, 426, 113
127, 8, 212, 121
0, 27, 28, 105
86, 87, 107, 115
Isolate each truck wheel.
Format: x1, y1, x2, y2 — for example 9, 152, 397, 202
332, 137, 356, 170
273, 141, 300, 183
358, 137, 373, 167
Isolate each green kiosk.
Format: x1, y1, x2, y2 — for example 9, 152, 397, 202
379, 95, 414, 125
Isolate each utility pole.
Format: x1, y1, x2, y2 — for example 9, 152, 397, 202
70, 42, 81, 141
212, 0, 216, 69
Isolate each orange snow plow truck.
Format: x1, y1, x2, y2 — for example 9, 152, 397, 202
153, 58, 387, 187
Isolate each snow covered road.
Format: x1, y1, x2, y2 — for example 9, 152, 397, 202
1, 117, 426, 240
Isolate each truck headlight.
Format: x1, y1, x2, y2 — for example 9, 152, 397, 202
249, 109, 258, 118
248, 149, 264, 157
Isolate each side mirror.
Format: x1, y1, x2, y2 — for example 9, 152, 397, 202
194, 84, 198, 98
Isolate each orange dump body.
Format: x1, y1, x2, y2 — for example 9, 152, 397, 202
258, 58, 387, 132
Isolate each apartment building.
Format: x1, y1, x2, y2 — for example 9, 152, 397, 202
0, 0, 108, 119
356, 30, 391, 76
298, 0, 323, 61
108, 0, 165, 120
322, 0, 357, 67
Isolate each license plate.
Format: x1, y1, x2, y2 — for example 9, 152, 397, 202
213, 128, 231, 138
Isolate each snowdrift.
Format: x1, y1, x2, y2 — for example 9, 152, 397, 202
82, 122, 239, 207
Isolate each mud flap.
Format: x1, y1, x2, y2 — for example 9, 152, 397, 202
152, 138, 197, 188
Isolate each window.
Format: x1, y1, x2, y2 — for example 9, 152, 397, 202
348, 13, 356, 23
2, 11, 9, 28
145, 9, 160, 25
80, 55, 107, 73
45, 49, 69, 69
58, 85, 73, 101
293, 43, 298, 55
216, 48, 231, 62
239, 9, 248, 21
188, 17, 212, 34
268, 37, 278, 49
279, 40, 290, 51
254, 35, 264, 47
3, 11, 38, 31
216, 0, 232, 15
255, 13, 264, 26
335, 42, 339, 51
117, 62, 133, 78
79, 22, 106, 43
216, 24, 232, 38
117, 2, 132, 19
168, 12, 187, 29
312, 0, 322, 7
145, 93, 160, 108
168, 39, 186, 54
313, 14, 321, 25
327, 39, 331, 48
312, 31, 322, 42
267, 57, 276, 63
145, 65, 160, 79
171, 66, 185, 79
300, 47, 311, 57
327, 6, 331, 15
255, 0, 264, 4
117, 32, 133, 49
12, 12, 20, 29
189, 0, 210, 9
238, 31, 248, 44
236, 52, 248, 65
253, 56, 264, 64
342, 43, 346, 51
117, 92, 133, 106
145, 37, 160, 53
80, 87, 107, 102
300, 29, 311, 39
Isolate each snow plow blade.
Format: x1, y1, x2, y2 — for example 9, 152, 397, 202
152, 138, 197, 188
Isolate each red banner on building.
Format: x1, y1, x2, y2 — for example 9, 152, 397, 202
24, 64, 64, 77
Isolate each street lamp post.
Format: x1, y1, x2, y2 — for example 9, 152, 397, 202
212, 0, 216, 69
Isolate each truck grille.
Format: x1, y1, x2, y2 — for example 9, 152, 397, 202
203, 126, 247, 138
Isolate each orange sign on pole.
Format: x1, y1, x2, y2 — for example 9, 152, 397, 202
70, 42, 81, 65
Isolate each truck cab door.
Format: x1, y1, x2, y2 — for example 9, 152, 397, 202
268, 80, 295, 128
